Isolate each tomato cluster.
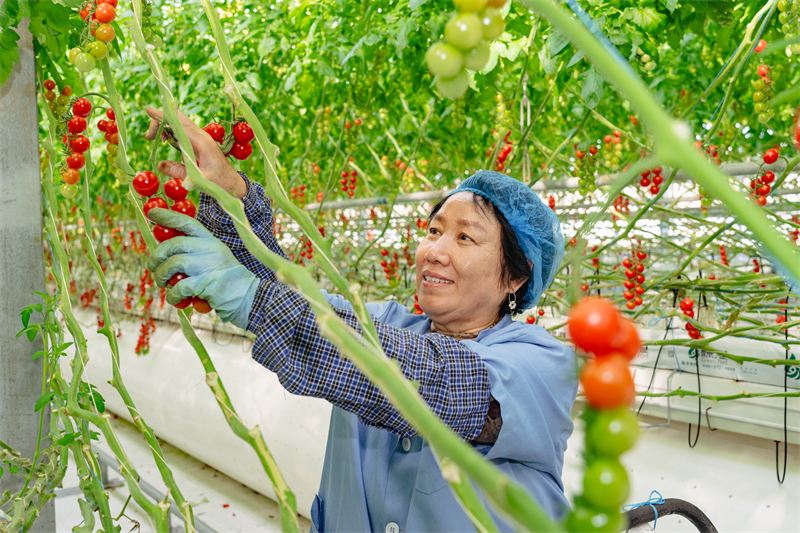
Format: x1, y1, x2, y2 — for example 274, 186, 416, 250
425, 0, 507, 98
565, 298, 640, 533
574, 143, 600, 195
719, 244, 729, 266
488, 130, 513, 172
752, 44, 775, 125
343, 118, 362, 152
491, 93, 514, 141
612, 195, 629, 220
203, 121, 255, 161
380, 248, 400, 281
621, 249, 647, 310
340, 169, 359, 197
96, 108, 119, 167
412, 293, 423, 315
51, 82, 92, 199
638, 166, 663, 196
679, 298, 704, 340
133, 172, 210, 314
601, 131, 624, 170
70, 0, 118, 72
43, 79, 72, 117
778, 1, 800, 54
548, 195, 556, 211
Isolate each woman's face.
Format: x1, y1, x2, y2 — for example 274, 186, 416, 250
415, 192, 513, 331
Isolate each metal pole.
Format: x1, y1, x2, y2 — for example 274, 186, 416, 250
0, 16, 55, 533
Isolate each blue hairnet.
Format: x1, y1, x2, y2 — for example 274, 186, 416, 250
453, 170, 565, 309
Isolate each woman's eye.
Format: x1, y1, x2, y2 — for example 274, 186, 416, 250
429, 227, 440, 235
460, 234, 471, 241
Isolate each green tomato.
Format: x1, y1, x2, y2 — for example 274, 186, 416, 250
444, 13, 483, 50
640, 54, 651, 63
56, 94, 69, 106
68, 47, 82, 64
779, 12, 789, 23
142, 26, 153, 40
758, 112, 770, 124
754, 102, 766, 113
701, 196, 713, 207
752, 90, 765, 102
753, 79, 765, 91
463, 40, 491, 71
778, 0, 787, 10
47, 101, 58, 113
107, 143, 119, 156
73, 52, 96, 73
644, 61, 656, 71
453, 0, 487, 10
56, 105, 68, 116
146, 34, 163, 48
478, 8, 505, 41
565, 505, 626, 533
791, 44, 800, 55
87, 41, 108, 60
436, 70, 469, 99
425, 42, 464, 78
583, 458, 629, 510
60, 183, 78, 198
586, 408, 639, 457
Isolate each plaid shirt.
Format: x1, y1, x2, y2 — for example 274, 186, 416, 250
197, 174, 490, 439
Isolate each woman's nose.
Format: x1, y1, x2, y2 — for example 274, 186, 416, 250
425, 235, 452, 265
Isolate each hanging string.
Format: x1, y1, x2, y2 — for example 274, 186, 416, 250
623, 490, 666, 530
777, 294, 790, 484
688, 289, 702, 448
638, 292, 679, 415
520, 73, 532, 184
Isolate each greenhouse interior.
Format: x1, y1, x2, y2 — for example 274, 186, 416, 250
0, 0, 798, 532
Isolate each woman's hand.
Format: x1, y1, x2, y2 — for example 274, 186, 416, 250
143, 106, 247, 199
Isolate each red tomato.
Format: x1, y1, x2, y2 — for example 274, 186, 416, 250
97, 0, 118, 6
755, 39, 767, 53
757, 64, 769, 78
106, 108, 115, 121
168, 273, 193, 309
232, 122, 255, 143
203, 123, 225, 143
609, 320, 642, 361
62, 169, 80, 185
44, 79, 56, 91
171, 199, 196, 218
756, 195, 767, 207
229, 141, 253, 160
192, 297, 212, 314
680, 298, 694, 311
133, 170, 160, 197
61, 85, 72, 96
97, 119, 108, 132
526, 316, 535, 324
95, 3, 115, 23
71, 135, 91, 153
72, 98, 92, 117
105, 121, 118, 134
580, 356, 635, 410
153, 225, 183, 242
762, 171, 775, 184
143, 197, 168, 217
67, 153, 86, 170
763, 148, 779, 164
105, 132, 119, 144
164, 178, 188, 201
68, 116, 88, 134
567, 297, 621, 356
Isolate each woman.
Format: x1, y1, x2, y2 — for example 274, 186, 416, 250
144, 107, 578, 532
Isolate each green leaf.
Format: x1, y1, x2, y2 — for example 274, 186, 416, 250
31, 350, 47, 361
17, 0, 30, 18
315, 58, 335, 77
258, 36, 276, 56
538, 45, 554, 75
34, 392, 55, 412
90, 390, 105, 413
409, 0, 429, 10
581, 67, 605, 109
0, 0, 20, 28
661, 0, 679, 12
55, 342, 73, 355
20, 307, 33, 329
0, 27, 21, 51
89, 430, 101, 441
624, 7, 666, 32
57, 433, 77, 446
567, 50, 584, 68
548, 30, 570, 56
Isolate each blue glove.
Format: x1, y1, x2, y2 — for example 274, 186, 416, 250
147, 208, 259, 329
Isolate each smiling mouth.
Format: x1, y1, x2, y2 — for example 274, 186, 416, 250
423, 275, 453, 284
